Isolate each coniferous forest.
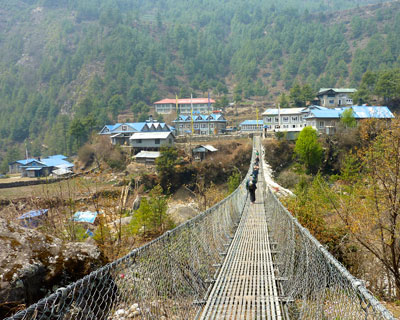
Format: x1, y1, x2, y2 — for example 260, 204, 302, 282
1, 0, 400, 170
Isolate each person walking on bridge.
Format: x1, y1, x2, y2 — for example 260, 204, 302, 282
252, 164, 259, 181
246, 175, 257, 204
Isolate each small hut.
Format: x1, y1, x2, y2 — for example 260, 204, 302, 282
192, 145, 218, 161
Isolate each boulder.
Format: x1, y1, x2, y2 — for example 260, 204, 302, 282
0, 217, 104, 318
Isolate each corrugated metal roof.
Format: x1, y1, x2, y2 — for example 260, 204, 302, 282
306, 109, 342, 118
349, 106, 394, 119
72, 211, 98, 224
262, 108, 304, 115
203, 145, 218, 152
52, 168, 72, 175
305, 106, 394, 119
173, 114, 226, 122
129, 132, 173, 140
100, 122, 171, 134
301, 106, 328, 113
154, 98, 216, 104
47, 154, 68, 160
240, 120, 263, 126
18, 209, 48, 219
113, 123, 147, 132
41, 158, 74, 168
15, 158, 37, 165
134, 151, 161, 158
318, 88, 357, 94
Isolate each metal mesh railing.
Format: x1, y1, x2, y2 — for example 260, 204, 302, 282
6, 161, 252, 320
264, 189, 395, 319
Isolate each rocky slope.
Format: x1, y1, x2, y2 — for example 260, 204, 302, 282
0, 217, 105, 318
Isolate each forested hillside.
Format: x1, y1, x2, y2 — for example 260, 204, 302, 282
1, 0, 400, 170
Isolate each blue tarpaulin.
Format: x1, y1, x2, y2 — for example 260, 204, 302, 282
72, 211, 98, 224
18, 209, 48, 228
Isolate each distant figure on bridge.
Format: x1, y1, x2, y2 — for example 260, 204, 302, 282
255, 156, 260, 166
246, 175, 257, 204
252, 164, 259, 181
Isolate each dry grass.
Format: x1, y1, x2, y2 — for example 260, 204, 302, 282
384, 302, 400, 318
0, 176, 113, 201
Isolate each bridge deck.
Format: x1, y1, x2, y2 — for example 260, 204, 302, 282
200, 168, 282, 319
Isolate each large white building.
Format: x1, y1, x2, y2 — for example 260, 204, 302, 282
263, 105, 394, 135
129, 132, 175, 151
154, 98, 215, 114
262, 108, 305, 132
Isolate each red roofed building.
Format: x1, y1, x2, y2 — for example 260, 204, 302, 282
154, 98, 215, 114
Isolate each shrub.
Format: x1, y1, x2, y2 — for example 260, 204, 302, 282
264, 139, 295, 173
294, 127, 323, 174
276, 170, 301, 189
78, 144, 95, 167
228, 171, 241, 194
139, 173, 159, 191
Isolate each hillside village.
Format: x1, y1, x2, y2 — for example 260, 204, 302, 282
5, 87, 395, 178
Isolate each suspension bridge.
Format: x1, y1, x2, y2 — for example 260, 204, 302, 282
7, 137, 395, 320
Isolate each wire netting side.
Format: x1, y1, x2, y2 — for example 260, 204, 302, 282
265, 189, 395, 320
7, 168, 252, 320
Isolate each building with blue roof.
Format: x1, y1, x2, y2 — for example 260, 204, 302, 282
262, 105, 394, 136
239, 120, 263, 132
99, 116, 174, 145
9, 154, 73, 177
304, 105, 394, 134
172, 113, 227, 135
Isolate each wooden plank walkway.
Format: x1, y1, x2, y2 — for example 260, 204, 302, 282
199, 161, 282, 319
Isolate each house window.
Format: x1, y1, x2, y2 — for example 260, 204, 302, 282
155, 139, 160, 144
292, 116, 298, 122
275, 117, 279, 123
122, 125, 127, 131
329, 100, 334, 104
179, 125, 183, 128
137, 139, 142, 143
266, 117, 272, 122
282, 116, 289, 123
319, 121, 324, 128
210, 124, 214, 128
292, 124, 296, 128
283, 124, 288, 128
201, 124, 206, 128
194, 124, 199, 128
